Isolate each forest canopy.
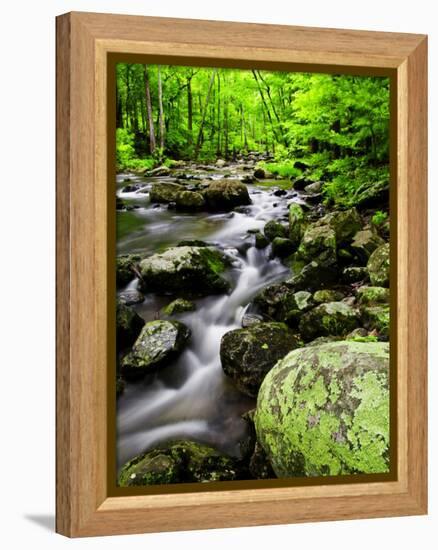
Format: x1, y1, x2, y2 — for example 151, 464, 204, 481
115, 64, 390, 206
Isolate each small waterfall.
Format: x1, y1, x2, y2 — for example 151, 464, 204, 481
116, 171, 296, 468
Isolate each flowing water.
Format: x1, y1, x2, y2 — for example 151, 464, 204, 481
116, 165, 303, 469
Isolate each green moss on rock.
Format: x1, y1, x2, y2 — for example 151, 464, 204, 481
367, 243, 390, 287
299, 301, 359, 341
220, 322, 303, 397
255, 341, 390, 477
356, 286, 389, 306
118, 440, 247, 486
163, 298, 196, 315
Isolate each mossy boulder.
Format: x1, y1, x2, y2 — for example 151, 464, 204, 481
220, 322, 303, 397
121, 320, 190, 378
254, 230, 270, 249
287, 260, 338, 291
356, 286, 389, 306
163, 298, 196, 315
351, 229, 385, 264
297, 224, 337, 268
116, 254, 141, 287
116, 300, 145, 349
118, 440, 246, 486
318, 208, 362, 245
271, 237, 296, 258
175, 190, 206, 211
144, 165, 172, 177
313, 289, 345, 304
367, 243, 390, 287
282, 291, 314, 326
342, 266, 369, 284
288, 203, 306, 247
352, 179, 389, 209
255, 341, 390, 476
149, 181, 184, 203
263, 220, 288, 241
361, 305, 390, 338
203, 179, 251, 211
139, 246, 230, 295
253, 282, 296, 322
299, 301, 360, 341
254, 167, 266, 179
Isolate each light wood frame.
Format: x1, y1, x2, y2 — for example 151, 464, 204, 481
56, 11, 428, 537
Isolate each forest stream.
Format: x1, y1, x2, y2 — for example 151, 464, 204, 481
116, 158, 302, 469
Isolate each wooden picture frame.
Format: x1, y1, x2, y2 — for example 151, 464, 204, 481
56, 11, 428, 537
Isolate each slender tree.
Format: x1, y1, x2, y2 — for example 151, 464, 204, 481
157, 65, 165, 151
194, 69, 217, 159
143, 65, 156, 154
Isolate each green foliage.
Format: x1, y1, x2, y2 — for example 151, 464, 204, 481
115, 64, 390, 207
371, 210, 389, 227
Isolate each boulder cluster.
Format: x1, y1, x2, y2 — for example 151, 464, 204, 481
116, 167, 391, 485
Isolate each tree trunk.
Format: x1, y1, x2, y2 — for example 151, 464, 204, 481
194, 69, 217, 159
157, 65, 165, 152
143, 65, 156, 154
187, 76, 193, 147
216, 72, 221, 156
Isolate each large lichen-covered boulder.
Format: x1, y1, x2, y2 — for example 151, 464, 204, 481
118, 440, 246, 486
255, 341, 390, 476
116, 300, 145, 349
263, 220, 288, 241
351, 229, 385, 264
299, 301, 360, 341
139, 246, 230, 295
289, 203, 306, 247
297, 224, 337, 268
220, 322, 303, 397
174, 190, 206, 211
318, 208, 362, 245
367, 243, 390, 287
121, 320, 190, 378
203, 179, 251, 211
116, 254, 141, 287
356, 286, 389, 306
149, 181, 184, 203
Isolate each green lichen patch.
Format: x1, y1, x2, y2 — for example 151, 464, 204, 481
255, 340, 390, 477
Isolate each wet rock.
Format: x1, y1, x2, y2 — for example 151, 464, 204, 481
273, 188, 287, 196
116, 300, 145, 349
318, 208, 362, 245
118, 440, 247, 486
297, 224, 337, 268
271, 237, 296, 258
203, 179, 251, 211
342, 266, 369, 284
253, 282, 296, 322
361, 305, 390, 338
220, 322, 303, 397
367, 243, 390, 287
299, 301, 360, 341
351, 229, 385, 264
144, 165, 172, 177
241, 313, 264, 328
263, 220, 288, 241
254, 168, 265, 179
287, 260, 338, 291
292, 177, 311, 191
177, 239, 209, 247
288, 203, 306, 248
175, 190, 206, 211
255, 341, 390, 476
215, 158, 227, 167
304, 181, 322, 194
118, 288, 145, 306
139, 246, 230, 295
241, 174, 256, 184
356, 286, 389, 305
150, 182, 184, 203
254, 231, 270, 249
116, 254, 141, 287
121, 320, 191, 377
313, 289, 345, 304
122, 184, 141, 193
163, 298, 196, 315
353, 179, 389, 209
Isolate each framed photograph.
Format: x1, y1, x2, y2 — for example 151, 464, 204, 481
56, 12, 428, 537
